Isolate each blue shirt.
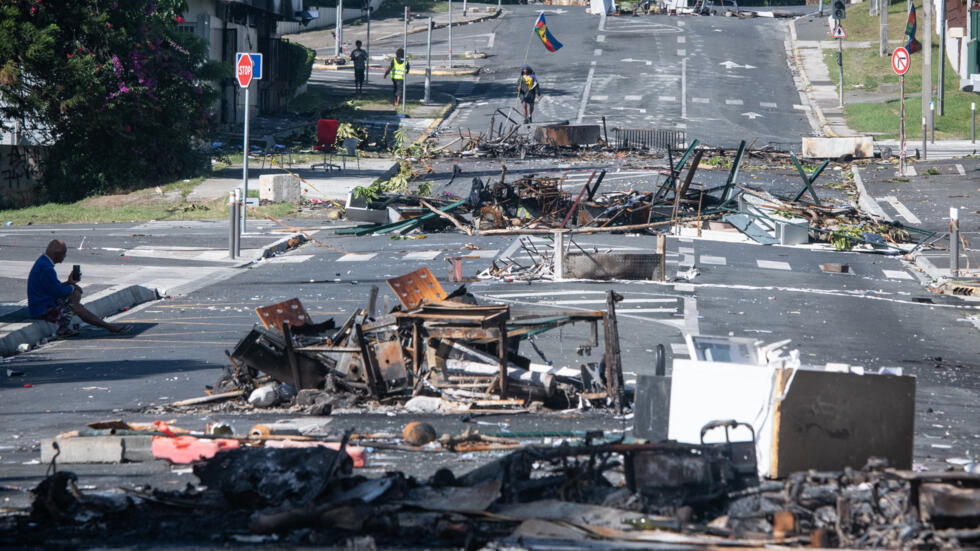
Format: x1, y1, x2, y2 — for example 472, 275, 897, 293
27, 255, 74, 318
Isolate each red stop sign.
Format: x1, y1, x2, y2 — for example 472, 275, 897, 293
236, 54, 253, 88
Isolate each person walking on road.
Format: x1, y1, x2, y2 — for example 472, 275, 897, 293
518, 66, 541, 124
350, 40, 368, 95
383, 48, 409, 108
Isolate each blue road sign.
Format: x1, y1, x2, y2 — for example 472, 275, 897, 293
235, 53, 263, 80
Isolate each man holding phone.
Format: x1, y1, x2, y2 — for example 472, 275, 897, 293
27, 240, 130, 337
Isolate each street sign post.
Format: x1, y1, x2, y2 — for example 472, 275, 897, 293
835, 19, 844, 107
236, 52, 263, 232
892, 47, 910, 176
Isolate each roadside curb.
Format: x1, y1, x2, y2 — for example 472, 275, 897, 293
312, 64, 480, 77
373, 8, 501, 43
851, 166, 890, 220
259, 233, 309, 259
788, 17, 836, 138
0, 285, 159, 358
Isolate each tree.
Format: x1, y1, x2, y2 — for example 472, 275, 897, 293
0, 0, 225, 200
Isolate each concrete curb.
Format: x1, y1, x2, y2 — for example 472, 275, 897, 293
373, 8, 502, 43
788, 17, 836, 138
312, 63, 480, 77
0, 285, 159, 357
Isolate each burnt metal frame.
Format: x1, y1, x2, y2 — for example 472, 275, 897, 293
789, 152, 827, 205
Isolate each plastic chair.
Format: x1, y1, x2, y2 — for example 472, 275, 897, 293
312, 119, 340, 171
332, 138, 361, 172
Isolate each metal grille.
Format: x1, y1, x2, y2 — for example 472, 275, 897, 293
613, 128, 686, 151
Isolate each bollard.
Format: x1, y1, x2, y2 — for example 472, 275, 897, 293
929, 101, 935, 144
972, 103, 976, 144
228, 190, 237, 259
233, 188, 242, 258
654, 344, 666, 376
950, 208, 959, 275
922, 117, 927, 160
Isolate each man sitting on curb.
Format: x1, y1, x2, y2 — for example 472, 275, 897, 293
27, 240, 130, 337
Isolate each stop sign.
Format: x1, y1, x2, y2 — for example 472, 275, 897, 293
236, 54, 253, 88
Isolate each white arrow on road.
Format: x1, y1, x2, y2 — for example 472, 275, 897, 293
621, 58, 654, 65
719, 61, 757, 70
612, 107, 648, 113
741, 112, 764, 120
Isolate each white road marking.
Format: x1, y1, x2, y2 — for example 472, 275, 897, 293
671, 342, 689, 356
597, 34, 606, 42
760, 101, 778, 108
955, 164, 966, 175
592, 95, 608, 101
594, 48, 603, 56
467, 249, 499, 258
402, 250, 441, 260
539, 298, 678, 306
622, 308, 678, 314
882, 269, 913, 280
793, 104, 808, 110
674, 283, 695, 292
726, 98, 744, 105
625, 95, 643, 101
903, 166, 918, 176
699, 255, 726, 265
677, 35, 686, 43
880, 196, 922, 224
337, 253, 377, 262
577, 65, 597, 123
677, 49, 686, 56
681, 57, 687, 119
757, 259, 791, 270
678, 247, 695, 255
659, 95, 677, 102
263, 255, 313, 264
692, 97, 709, 104
678, 21, 686, 26
488, 32, 495, 48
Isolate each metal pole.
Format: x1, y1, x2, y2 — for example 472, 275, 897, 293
880, 0, 888, 56
930, 100, 935, 143
818, 0, 823, 16
334, 3, 341, 56
338, 0, 344, 56
233, 188, 242, 258
463, 0, 468, 17
228, 190, 236, 259
424, 17, 432, 104
972, 102, 976, 143
242, 86, 249, 232
922, 116, 927, 160
950, 208, 960, 275
837, 31, 844, 108
922, 0, 932, 133
938, 0, 945, 116
899, 75, 906, 176
366, 4, 371, 84
402, 6, 408, 115
448, 0, 453, 69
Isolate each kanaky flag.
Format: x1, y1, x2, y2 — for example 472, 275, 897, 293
534, 14, 563, 52
904, 4, 921, 54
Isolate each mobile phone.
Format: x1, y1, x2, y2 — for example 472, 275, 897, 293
71, 264, 81, 282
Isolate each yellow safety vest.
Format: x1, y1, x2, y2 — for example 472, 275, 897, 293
392, 58, 407, 80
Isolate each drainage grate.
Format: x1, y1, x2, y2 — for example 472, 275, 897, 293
612, 128, 686, 151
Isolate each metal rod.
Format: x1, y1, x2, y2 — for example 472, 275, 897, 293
930, 101, 935, 143
448, 0, 453, 69
973, 102, 976, 143
338, 0, 344, 57
365, 2, 371, 84
402, 6, 408, 114
228, 190, 236, 259
899, 75, 906, 176
950, 208, 960, 275
425, 17, 432, 104
922, 116, 927, 160
233, 188, 241, 258
242, 86, 249, 232
837, 29, 844, 108
938, 0, 945, 115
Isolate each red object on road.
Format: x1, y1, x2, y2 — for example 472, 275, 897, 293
236, 54, 254, 88
152, 435, 240, 464
264, 439, 367, 468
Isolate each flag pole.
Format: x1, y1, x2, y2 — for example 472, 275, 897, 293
523, 12, 543, 66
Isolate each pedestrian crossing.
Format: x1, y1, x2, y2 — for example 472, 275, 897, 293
478, 290, 685, 321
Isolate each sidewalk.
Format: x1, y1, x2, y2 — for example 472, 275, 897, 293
288, 3, 500, 76
790, 12, 977, 160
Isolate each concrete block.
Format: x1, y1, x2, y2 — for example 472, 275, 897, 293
776, 218, 809, 245
41, 435, 155, 464
259, 174, 301, 203
801, 136, 873, 159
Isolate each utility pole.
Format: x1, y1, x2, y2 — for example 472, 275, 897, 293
448, 0, 454, 69
425, 18, 432, 104
365, 2, 371, 84
334, 2, 341, 56
338, 0, 344, 55
819, 0, 823, 16
402, 6, 408, 115
938, 0, 946, 116
922, 0, 932, 138
880, 0, 888, 56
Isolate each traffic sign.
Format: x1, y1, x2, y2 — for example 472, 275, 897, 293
832, 24, 846, 39
235, 53, 263, 88
235, 54, 253, 88
891, 47, 910, 75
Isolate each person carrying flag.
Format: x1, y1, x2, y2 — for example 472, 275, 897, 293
518, 66, 541, 124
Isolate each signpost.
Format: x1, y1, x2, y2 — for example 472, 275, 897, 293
891, 47, 910, 176
835, 20, 844, 107
236, 52, 262, 234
